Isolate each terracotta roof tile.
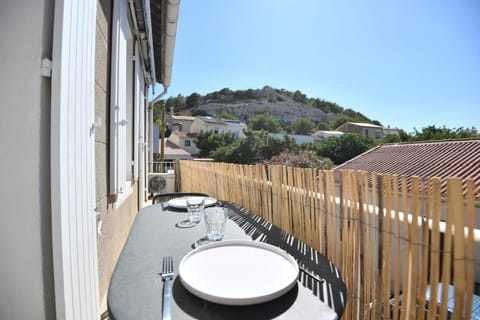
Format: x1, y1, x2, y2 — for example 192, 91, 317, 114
334, 138, 480, 198
173, 131, 197, 139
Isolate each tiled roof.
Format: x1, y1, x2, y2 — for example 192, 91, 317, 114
172, 131, 197, 139
333, 138, 480, 198
164, 140, 191, 156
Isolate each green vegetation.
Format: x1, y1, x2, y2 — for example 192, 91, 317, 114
195, 130, 295, 164
379, 126, 478, 144
194, 128, 377, 166
290, 117, 316, 135
315, 134, 377, 164
194, 130, 237, 158
247, 114, 282, 133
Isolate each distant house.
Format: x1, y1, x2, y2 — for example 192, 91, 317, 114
170, 115, 196, 132
162, 116, 246, 156
383, 126, 400, 136
336, 122, 383, 140
190, 116, 227, 133
312, 130, 344, 141
271, 133, 315, 144
190, 116, 247, 137
168, 131, 199, 155
223, 119, 247, 138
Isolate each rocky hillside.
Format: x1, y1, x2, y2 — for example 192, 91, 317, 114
157, 85, 377, 126
195, 86, 339, 123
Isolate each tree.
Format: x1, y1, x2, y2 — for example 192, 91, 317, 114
219, 87, 233, 96
152, 100, 165, 121
208, 130, 295, 164
186, 92, 202, 109
311, 99, 344, 114
330, 116, 354, 130
247, 114, 281, 133
317, 133, 377, 164
292, 90, 308, 103
165, 94, 186, 112
211, 138, 259, 164
291, 117, 316, 135
258, 131, 289, 160
316, 121, 331, 130
194, 130, 237, 158
382, 134, 403, 143
411, 125, 478, 141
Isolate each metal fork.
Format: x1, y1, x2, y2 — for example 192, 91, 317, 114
161, 256, 174, 320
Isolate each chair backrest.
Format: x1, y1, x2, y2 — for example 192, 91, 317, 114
152, 192, 209, 204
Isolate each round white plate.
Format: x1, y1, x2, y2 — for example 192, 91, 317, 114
179, 240, 299, 305
167, 197, 217, 209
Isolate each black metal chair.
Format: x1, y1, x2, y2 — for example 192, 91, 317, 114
152, 192, 209, 204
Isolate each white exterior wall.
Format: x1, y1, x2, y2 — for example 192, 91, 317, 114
223, 120, 247, 138
190, 117, 226, 133
168, 133, 199, 155
313, 130, 344, 141
0, 1, 56, 319
206, 121, 227, 133
170, 116, 194, 132
189, 118, 206, 133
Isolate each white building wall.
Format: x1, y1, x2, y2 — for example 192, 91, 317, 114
168, 133, 199, 155
0, 1, 56, 319
223, 120, 247, 138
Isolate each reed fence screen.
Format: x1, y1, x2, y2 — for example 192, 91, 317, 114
179, 160, 478, 319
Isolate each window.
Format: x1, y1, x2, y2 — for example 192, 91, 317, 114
214, 127, 219, 134
375, 130, 382, 139
184, 140, 191, 147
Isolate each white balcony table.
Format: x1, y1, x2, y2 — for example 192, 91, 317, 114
107, 201, 346, 319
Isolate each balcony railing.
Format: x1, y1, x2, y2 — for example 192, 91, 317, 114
149, 160, 176, 174
178, 160, 479, 320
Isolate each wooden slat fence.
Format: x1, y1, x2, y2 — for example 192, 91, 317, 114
179, 160, 478, 319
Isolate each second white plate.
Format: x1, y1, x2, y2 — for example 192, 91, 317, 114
167, 196, 217, 209
179, 239, 299, 305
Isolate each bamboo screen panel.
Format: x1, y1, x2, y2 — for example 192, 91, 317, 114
179, 160, 478, 319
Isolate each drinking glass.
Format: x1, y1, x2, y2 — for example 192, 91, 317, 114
176, 197, 205, 228
204, 206, 228, 240
194, 206, 228, 247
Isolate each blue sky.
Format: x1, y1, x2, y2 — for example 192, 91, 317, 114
153, 0, 480, 132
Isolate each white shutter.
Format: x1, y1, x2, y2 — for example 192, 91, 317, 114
110, 0, 128, 195
51, 0, 99, 319
133, 44, 144, 180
